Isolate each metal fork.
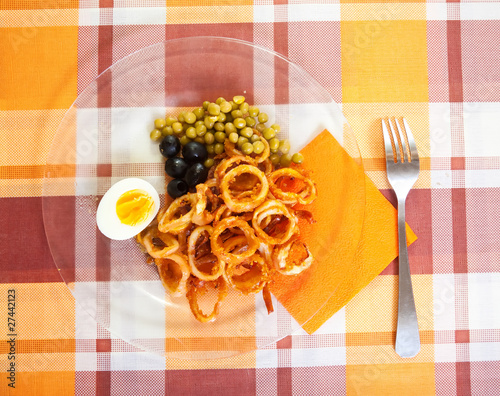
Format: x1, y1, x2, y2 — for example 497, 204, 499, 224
382, 118, 421, 358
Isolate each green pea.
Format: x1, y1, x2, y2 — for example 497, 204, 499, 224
228, 132, 239, 144
172, 122, 183, 134
206, 144, 215, 155
280, 153, 292, 167
270, 153, 280, 165
217, 112, 226, 123
204, 158, 215, 168
162, 126, 173, 136
231, 109, 243, 119
178, 112, 185, 123
248, 106, 259, 117
233, 118, 246, 129
252, 141, 265, 154
204, 116, 215, 129
194, 137, 205, 144
245, 116, 256, 128
233, 95, 245, 104
263, 127, 276, 140
214, 131, 226, 143
193, 107, 205, 120
214, 143, 224, 155
204, 132, 215, 145
292, 153, 304, 164
186, 126, 197, 139
216, 97, 225, 105
240, 127, 253, 139
214, 122, 225, 132
196, 124, 207, 136
241, 142, 254, 155
150, 129, 162, 141
220, 101, 232, 113
239, 102, 249, 114
268, 138, 280, 151
224, 122, 237, 134
154, 118, 166, 129
237, 136, 248, 148
270, 123, 281, 133
165, 116, 177, 126
250, 134, 261, 143
258, 112, 269, 123
255, 123, 266, 133
279, 139, 291, 154
208, 103, 220, 116
203, 101, 210, 110
179, 136, 191, 146
184, 112, 196, 124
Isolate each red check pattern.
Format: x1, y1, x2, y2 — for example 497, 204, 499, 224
1, 1, 500, 395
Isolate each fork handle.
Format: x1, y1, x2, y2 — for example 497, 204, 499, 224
395, 198, 421, 358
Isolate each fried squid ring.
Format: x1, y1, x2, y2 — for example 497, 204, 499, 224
192, 182, 221, 226
214, 155, 257, 181
211, 216, 259, 264
217, 157, 263, 193
213, 204, 253, 226
140, 226, 179, 258
222, 234, 249, 254
155, 254, 190, 297
252, 200, 297, 245
258, 157, 273, 176
187, 226, 224, 281
186, 276, 228, 323
135, 222, 151, 253
157, 193, 197, 234
268, 168, 317, 205
224, 139, 244, 158
213, 204, 231, 226
258, 241, 273, 264
272, 236, 314, 275
221, 165, 269, 213
223, 253, 270, 295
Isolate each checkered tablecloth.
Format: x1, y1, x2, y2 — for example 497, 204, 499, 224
1, 1, 500, 395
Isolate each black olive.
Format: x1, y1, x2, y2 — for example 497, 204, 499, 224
165, 157, 188, 178
159, 135, 181, 158
167, 179, 188, 198
182, 141, 208, 163
185, 162, 208, 187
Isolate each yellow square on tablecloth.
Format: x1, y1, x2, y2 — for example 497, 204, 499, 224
341, 20, 428, 103
0, 26, 78, 110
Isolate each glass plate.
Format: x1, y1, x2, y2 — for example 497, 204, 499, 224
42, 37, 365, 359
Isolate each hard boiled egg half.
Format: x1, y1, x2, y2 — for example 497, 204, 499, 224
96, 178, 160, 240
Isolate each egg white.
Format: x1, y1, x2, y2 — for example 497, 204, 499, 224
96, 178, 160, 240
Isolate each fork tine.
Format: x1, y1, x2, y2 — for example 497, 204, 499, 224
403, 118, 419, 161
394, 118, 408, 163
382, 119, 396, 163
388, 118, 402, 162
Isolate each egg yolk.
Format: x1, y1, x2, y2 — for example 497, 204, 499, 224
116, 189, 154, 226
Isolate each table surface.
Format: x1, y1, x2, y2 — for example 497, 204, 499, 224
1, 2, 500, 395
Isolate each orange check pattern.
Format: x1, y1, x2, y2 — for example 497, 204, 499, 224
1, 1, 500, 395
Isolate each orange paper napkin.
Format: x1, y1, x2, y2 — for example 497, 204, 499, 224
270, 130, 417, 334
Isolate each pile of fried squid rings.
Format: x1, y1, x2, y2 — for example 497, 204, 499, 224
136, 138, 317, 323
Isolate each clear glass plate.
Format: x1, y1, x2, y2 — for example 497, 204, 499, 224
42, 37, 365, 359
